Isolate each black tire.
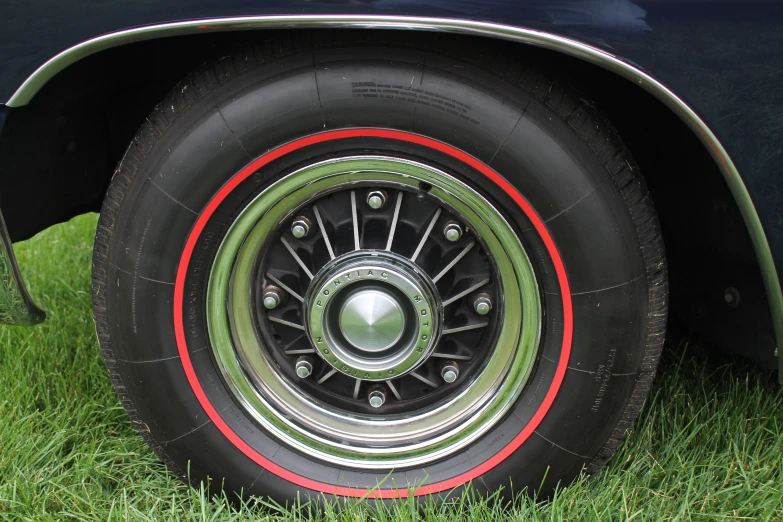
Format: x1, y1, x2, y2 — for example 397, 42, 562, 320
92, 33, 667, 503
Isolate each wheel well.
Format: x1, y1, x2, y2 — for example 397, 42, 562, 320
0, 28, 774, 367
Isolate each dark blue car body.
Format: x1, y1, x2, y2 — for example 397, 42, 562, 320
0, 0, 781, 377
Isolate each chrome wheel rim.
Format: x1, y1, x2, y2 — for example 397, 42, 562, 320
207, 155, 541, 469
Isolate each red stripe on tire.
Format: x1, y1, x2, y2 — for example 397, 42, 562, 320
173, 129, 573, 498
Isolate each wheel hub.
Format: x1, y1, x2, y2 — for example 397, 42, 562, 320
305, 252, 441, 380
339, 289, 404, 352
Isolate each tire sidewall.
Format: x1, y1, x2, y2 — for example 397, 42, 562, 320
98, 47, 651, 501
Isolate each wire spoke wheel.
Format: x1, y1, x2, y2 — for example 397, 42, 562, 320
208, 156, 541, 468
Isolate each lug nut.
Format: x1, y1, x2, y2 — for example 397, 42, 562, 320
295, 357, 313, 378
724, 287, 740, 307
291, 216, 311, 238
474, 293, 493, 315
441, 362, 460, 383
443, 221, 463, 242
366, 190, 387, 210
368, 386, 386, 408
262, 285, 282, 310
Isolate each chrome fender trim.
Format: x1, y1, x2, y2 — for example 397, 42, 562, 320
0, 209, 45, 326
6, 15, 781, 375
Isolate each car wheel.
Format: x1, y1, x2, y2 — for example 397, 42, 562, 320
92, 35, 667, 503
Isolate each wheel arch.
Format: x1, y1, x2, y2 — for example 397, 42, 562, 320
2, 16, 780, 374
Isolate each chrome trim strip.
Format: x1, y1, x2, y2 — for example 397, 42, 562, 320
0, 209, 45, 325
7, 14, 781, 367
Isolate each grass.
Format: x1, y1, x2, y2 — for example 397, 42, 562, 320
0, 213, 781, 521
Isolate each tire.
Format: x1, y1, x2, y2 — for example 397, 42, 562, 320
92, 33, 667, 503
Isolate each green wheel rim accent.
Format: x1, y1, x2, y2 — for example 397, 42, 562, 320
206, 156, 541, 469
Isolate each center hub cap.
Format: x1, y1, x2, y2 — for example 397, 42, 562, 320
305, 252, 442, 380
339, 289, 405, 352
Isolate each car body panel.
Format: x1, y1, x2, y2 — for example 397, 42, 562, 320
0, 1, 781, 376
0, 108, 45, 326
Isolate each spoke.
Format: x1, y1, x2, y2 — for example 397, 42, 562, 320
430, 352, 472, 361
411, 208, 442, 263
353, 379, 362, 399
386, 380, 402, 400
284, 348, 317, 355
432, 240, 475, 284
442, 321, 488, 335
351, 190, 360, 251
280, 237, 313, 280
267, 316, 306, 331
317, 368, 337, 384
410, 371, 439, 388
312, 205, 335, 260
385, 191, 403, 251
442, 278, 490, 307
265, 272, 304, 303
280, 334, 306, 352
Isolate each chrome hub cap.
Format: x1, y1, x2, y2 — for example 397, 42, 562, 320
339, 289, 404, 352
207, 155, 541, 469
306, 253, 441, 380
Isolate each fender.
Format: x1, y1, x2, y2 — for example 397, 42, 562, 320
1, 12, 781, 379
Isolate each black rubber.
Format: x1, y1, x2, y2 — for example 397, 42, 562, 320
92, 32, 668, 503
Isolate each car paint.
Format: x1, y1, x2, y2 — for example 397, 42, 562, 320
0, 109, 46, 327
0, 0, 781, 373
